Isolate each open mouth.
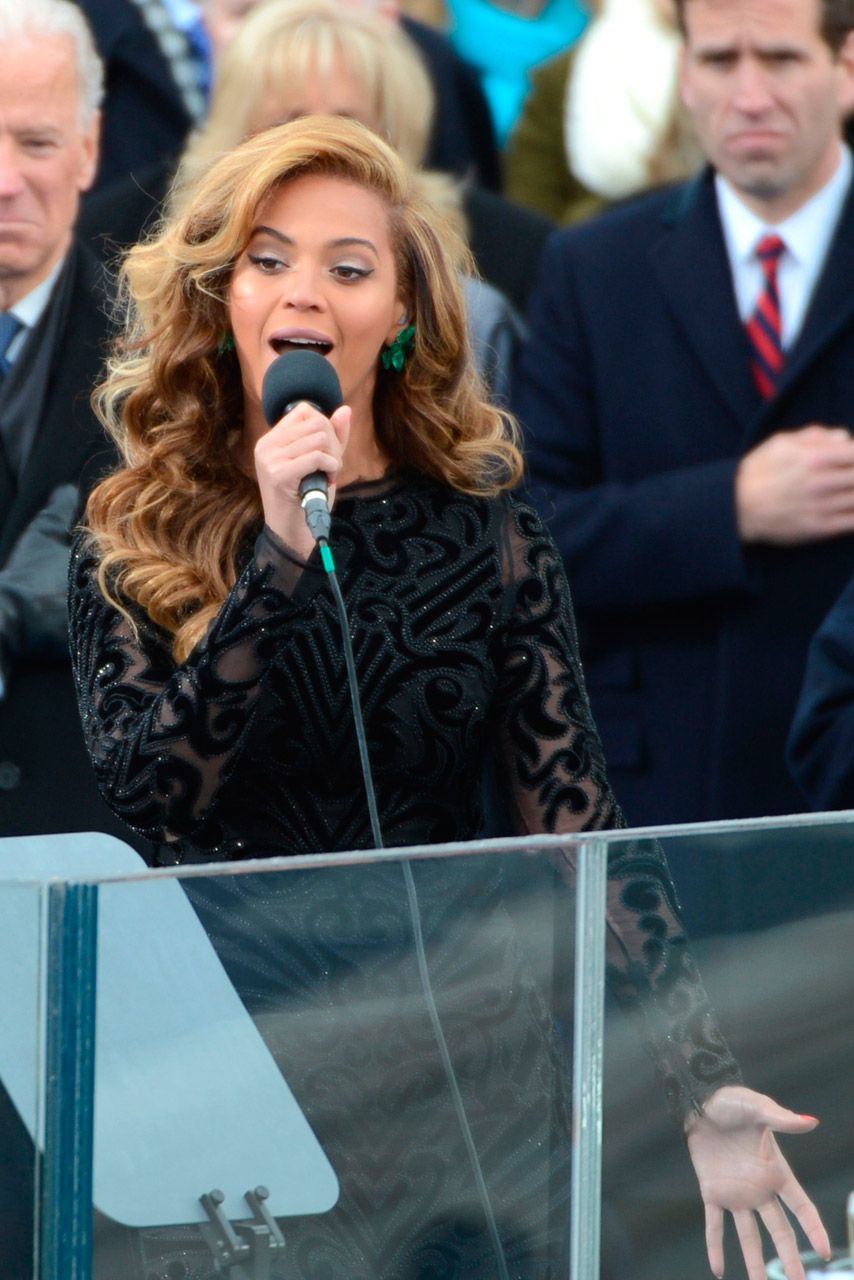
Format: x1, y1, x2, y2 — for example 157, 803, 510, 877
269, 336, 333, 357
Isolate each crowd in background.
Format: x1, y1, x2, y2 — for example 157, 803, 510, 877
1, 0, 853, 858
0, 3, 853, 1277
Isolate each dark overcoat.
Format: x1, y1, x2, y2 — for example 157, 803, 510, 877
0, 243, 130, 841
513, 169, 854, 830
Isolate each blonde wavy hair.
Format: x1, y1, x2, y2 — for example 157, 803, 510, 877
87, 116, 524, 662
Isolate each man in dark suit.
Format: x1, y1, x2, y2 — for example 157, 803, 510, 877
788, 573, 854, 809
513, 0, 854, 847
0, 0, 133, 843
0, 8, 142, 1273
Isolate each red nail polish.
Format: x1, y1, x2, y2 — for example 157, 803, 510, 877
800, 1114, 819, 1123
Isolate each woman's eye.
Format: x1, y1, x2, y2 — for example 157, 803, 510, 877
332, 265, 371, 282
248, 253, 285, 273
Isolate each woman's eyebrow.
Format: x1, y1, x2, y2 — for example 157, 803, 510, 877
327, 237, 379, 254
250, 225, 294, 244
249, 226, 378, 254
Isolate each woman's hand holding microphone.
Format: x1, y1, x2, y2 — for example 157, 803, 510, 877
254, 399, 351, 559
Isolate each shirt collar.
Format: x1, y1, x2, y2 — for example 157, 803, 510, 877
715, 144, 852, 265
9, 257, 66, 334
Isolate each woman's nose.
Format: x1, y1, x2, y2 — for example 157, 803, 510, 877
280, 266, 323, 311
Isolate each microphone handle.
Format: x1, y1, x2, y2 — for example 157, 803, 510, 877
282, 398, 331, 505
299, 470, 329, 503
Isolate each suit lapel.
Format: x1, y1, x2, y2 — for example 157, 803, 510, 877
648, 172, 759, 436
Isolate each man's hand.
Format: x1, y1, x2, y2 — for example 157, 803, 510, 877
736, 425, 854, 544
685, 1085, 830, 1280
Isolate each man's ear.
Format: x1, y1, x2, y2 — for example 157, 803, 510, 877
77, 108, 102, 194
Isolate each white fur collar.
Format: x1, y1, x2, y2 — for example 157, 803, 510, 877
565, 0, 682, 199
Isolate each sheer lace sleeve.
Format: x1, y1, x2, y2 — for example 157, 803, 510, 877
68, 527, 325, 846
492, 498, 741, 1118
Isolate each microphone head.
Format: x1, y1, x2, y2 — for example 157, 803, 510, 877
261, 350, 344, 426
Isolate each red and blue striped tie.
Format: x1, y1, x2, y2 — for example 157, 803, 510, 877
746, 234, 786, 400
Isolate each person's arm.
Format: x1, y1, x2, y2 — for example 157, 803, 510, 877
67, 526, 327, 845
490, 498, 740, 1102
490, 498, 830, 1278
787, 574, 854, 811
512, 232, 752, 617
0, 484, 79, 700
68, 387, 353, 846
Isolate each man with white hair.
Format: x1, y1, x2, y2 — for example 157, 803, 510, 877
0, 14, 134, 1271
0, 0, 134, 843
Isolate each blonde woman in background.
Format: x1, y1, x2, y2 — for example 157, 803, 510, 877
198, 0, 502, 186
174, 0, 439, 196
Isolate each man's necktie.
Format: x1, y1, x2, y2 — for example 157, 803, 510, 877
746, 234, 786, 400
0, 311, 22, 380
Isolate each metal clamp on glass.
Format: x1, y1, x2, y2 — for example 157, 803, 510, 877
199, 1185, 286, 1279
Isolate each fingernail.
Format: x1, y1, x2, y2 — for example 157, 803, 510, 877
800, 1114, 819, 1123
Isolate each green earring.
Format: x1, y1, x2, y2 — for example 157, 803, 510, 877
218, 332, 235, 354
381, 324, 416, 372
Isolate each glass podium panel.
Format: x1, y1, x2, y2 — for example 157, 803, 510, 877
5, 812, 851, 1280
598, 813, 854, 1280
86, 839, 585, 1280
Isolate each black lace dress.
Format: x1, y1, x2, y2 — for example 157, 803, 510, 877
68, 472, 739, 1280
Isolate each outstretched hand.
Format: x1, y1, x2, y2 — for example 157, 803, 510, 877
685, 1085, 830, 1280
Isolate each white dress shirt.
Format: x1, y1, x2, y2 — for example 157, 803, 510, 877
716, 145, 852, 350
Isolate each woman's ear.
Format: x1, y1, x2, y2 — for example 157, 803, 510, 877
386, 307, 410, 345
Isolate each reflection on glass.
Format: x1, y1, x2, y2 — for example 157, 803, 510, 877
92, 849, 576, 1280
603, 819, 854, 1280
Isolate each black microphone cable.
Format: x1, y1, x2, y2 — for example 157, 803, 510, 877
315, 534, 512, 1280
315, 537, 382, 845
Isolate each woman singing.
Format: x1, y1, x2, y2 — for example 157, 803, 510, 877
70, 117, 828, 1280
